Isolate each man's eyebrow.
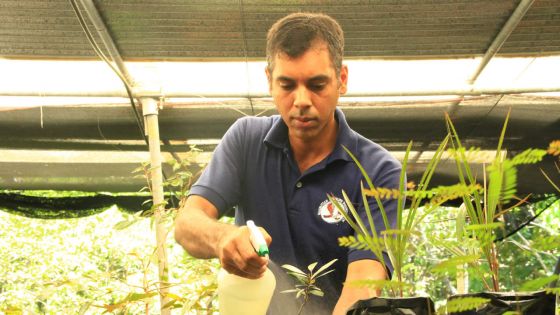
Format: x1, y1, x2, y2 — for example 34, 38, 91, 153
275, 75, 331, 82
307, 75, 330, 82
276, 76, 295, 82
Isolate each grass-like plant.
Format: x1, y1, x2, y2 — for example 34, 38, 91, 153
442, 110, 550, 292
332, 134, 484, 297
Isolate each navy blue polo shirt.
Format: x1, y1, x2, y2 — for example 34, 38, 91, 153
190, 108, 401, 314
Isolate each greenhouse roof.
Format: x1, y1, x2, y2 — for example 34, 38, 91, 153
1, 0, 559, 199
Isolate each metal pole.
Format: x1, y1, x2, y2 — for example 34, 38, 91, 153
467, 0, 535, 84
78, 0, 135, 85
447, 0, 536, 116
142, 97, 171, 315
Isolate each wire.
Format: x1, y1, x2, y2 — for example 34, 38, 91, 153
68, 0, 147, 146
494, 195, 559, 242
68, 0, 179, 191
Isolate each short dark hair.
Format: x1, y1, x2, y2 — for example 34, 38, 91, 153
266, 12, 344, 76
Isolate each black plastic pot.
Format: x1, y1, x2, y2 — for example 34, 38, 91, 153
346, 296, 436, 315
447, 290, 556, 315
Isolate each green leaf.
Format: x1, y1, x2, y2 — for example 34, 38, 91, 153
465, 222, 504, 231
520, 275, 559, 291
281, 264, 306, 276
311, 259, 338, 279
347, 279, 413, 291
339, 235, 369, 250
113, 219, 137, 230
307, 262, 318, 273
545, 287, 560, 294
314, 269, 336, 280
309, 289, 324, 297
286, 272, 308, 283
510, 148, 547, 166
126, 291, 158, 302
532, 234, 560, 251
164, 292, 185, 302
281, 289, 300, 294
431, 255, 480, 274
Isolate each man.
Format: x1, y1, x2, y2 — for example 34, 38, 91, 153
174, 12, 401, 314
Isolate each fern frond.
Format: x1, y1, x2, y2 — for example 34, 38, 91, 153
510, 148, 547, 165
338, 235, 368, 250
465, 223, 502, 246
338, 235, 385, 252
547, 140, 560, 156
520, 275, 559, 291
406, 183, 481, 202
487, 160, 517, 208
362, 187, 402, 199
545, 287, 560, 295
446, 297, 490, 313
431, 254, 480, 274
347, 279, 413, 291
465, 222, 505, 231
497, 160, 517, 203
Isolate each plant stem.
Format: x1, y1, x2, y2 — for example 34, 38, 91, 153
490, 243, 500, 291
297, 293, 309, 315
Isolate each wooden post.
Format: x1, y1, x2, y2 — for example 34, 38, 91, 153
142, 98, 170, 314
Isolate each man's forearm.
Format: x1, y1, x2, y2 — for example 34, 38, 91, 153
175, 200, 270, 279
174, 206, 235, 259
332, 259, 387, 315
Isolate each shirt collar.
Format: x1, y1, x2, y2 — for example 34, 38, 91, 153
264, 108, 357, 162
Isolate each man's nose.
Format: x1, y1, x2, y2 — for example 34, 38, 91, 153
293, 86, 312, 109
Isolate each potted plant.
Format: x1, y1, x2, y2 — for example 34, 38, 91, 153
333, 134, 483, 315
435, 111, 558, 315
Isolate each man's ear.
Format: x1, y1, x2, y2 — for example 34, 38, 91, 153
339, 64, 348, 95
265, 66, 272, 93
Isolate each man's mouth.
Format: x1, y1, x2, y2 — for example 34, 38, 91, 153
292, 116, 315, 128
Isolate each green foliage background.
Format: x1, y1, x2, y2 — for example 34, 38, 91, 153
0, 199, 557, 314
0, 207, 220, 314
404, 199, 560, 307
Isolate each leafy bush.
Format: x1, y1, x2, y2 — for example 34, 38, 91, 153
407, 200, 559, 308
0, 206, 220, 314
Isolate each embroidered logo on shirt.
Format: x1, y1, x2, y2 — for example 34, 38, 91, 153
317, 197, 347, 224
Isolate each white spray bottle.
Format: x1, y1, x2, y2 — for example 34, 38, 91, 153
217, 220, 276, 315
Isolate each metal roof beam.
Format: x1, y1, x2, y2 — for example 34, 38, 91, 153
77, 0, 135, 86
468, 0, 535, 84
410, 0, 533, 167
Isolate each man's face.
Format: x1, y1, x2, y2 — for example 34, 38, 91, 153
266, 41, 348, 143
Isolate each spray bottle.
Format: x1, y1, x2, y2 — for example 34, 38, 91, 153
217, 220, 276, 315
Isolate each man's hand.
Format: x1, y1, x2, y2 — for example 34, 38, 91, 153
217, 225, 271, 279
174, 195, 272, 279
332, 259, 387, 315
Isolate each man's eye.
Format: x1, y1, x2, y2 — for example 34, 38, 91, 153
280, 84, 295, 90
309, 84, 326, 92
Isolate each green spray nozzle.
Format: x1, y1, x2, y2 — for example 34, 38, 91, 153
246, 220, 269, 257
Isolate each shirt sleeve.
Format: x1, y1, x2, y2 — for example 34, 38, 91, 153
188, 118, 248, 217
347, 157, 403, 277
